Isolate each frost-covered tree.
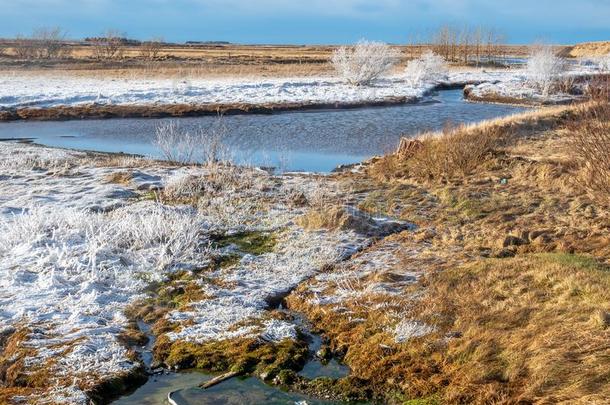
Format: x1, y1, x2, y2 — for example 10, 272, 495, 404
404, 50, 448, 87
331, 40, 401, 86
598, 53, 610, 73
526, 46, 565, 96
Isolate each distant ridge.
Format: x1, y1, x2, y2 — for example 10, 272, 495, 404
563, 41, 610, 58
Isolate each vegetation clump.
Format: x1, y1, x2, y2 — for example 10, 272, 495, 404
213, 231, 277, 256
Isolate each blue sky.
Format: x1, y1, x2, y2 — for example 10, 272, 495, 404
1, 0, 609, 44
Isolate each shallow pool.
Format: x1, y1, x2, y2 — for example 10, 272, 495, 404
0, 90, 526, 172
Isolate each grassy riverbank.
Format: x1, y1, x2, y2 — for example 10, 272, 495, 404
0, 100, 608, 404
286, 102, 610, 404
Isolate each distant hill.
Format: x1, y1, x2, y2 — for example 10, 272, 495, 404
563, 41, 610, 58
185, 41, 232, 45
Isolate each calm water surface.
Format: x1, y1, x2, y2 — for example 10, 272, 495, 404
0, 90, 526, 172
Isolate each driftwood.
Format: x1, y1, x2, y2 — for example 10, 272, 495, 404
166, 370, 241, 404
198, 370, 241, 389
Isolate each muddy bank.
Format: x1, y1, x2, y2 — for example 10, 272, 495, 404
0, 96, 417, 122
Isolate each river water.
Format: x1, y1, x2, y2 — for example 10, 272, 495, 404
0, 89, 526, 172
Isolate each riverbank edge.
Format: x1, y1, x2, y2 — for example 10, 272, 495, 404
0, 81, 491, 123
0, 96, 419, 122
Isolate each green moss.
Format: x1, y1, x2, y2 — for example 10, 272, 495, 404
539, 253, 603, 271
215, 253, 242, 268
158, 337, 308, 377
213, 231, 277, 256
138, 190, 158, 201
403, 396, 441, 405
300, 376, 373, 402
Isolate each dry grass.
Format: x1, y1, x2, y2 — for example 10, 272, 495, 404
567, 104, 610, 205
369, 104, 585, 183
416, 253, 610, 404
564, 41, 610, 58
295, 205, 374, 233
285, 100, 610, 404
0, 43, 531, 79
103, 170, 133, 185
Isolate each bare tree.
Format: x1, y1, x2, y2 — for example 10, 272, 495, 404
140, 37, 164, 60
32, 27, 69, 59
13, 35, 34, 59
431, 25, 506, 66
459, 26, 473, 64
472, 27, 483, 66
92, 29, 126, 59
432, 25, 452, 60
331, 40, 401, 86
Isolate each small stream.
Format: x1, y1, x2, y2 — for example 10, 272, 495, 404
0, 89, 526, 172
114, 313, 351, 405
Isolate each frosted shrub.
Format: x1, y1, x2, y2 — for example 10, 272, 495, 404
164, 172, 207, 198
404, 50, 447, 87
598, 54, 610, 73
154, 121, 199, 164
331, 40, 401, 86
154, 119, 231, 165
526, 46, 566, 96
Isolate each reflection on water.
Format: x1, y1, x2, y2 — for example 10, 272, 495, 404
113, 372, 340, 405
0, 90, 526, 172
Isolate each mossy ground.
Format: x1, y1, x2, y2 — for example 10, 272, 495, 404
212, 231, 277, 256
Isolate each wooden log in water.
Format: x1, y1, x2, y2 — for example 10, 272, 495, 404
198, 370, 241, 389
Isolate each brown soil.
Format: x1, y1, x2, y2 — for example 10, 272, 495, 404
0, 96, 415, 122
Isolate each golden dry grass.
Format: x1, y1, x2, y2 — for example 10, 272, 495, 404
0, 43, 531, 79
103, 170, 133, 185
287, 100, 610, 404
368, 103, 587, 183
564, 41, 610, 58
421, 253, 610, 404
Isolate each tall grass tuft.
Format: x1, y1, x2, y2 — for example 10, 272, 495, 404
568, 103, 610, 205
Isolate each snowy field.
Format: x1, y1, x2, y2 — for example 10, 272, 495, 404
0, 142, 406, 404
0, 70, 518, 110
0, 63, 601, 112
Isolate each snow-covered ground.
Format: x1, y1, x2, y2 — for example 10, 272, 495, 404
0, 61, 604, 111
0, 142, 406, 404
465, 62, 600, 104
0, 70, 518, 110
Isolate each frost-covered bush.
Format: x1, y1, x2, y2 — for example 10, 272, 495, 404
598, 54, 610, 73
154, 119, 230, 165
404, 50, 448, 87
154, 121, 199, 164
526, 46, 566, 96
164, 172, 207, 198
331, 40, 401, 86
